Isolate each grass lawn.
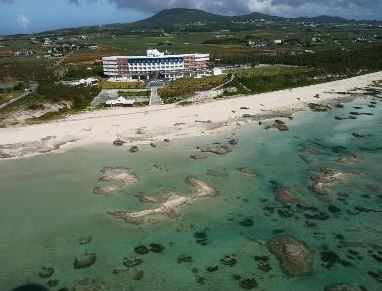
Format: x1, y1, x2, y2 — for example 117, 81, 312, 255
99, 80, 145, 89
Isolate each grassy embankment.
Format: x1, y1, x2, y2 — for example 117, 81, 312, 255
157, 66, 325, 104
158, 75, 227, 104
0, 82, 100, 125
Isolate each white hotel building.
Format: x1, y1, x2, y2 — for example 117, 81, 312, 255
102, 49, 210, 80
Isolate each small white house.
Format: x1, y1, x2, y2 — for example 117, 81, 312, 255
106, 97, 135, 107
213, 67, 223, 76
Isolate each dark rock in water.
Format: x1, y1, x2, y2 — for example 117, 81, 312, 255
206, 266, 219, 272
348, 116, 357, 120
194, 230, 208, 246
220, 255, 237, 267
177, 255, 193, 264
334, 116, 347, 120
229, 138, 239, 145
134, 245, 150, 255
272, 119, 289, 131
47, 280, 59, 288
320, 249, 351, 269
38, 267, 54, 278
368, 270, 382, 283
239, 278, 258, 289
324, 284, 363, 291
308, 103, 331, 112
232, 274, 242, 281
206, 169, 222, 177
267, 235, 314, 276
194, 274, 205, 285
152, 164, 169, 172
353, 106, 363, 110
190, 153, 208, 160
132, 270, 144, 281
239, 218, 254, 227
255, 256, 272, 272
164, 139, 170, 143
123, 257, 143, 268
335, 104, 344, 108
237, 167, 256, 176
73, 254, 97, 269
149, 243, 165, 253
150, 142, 157, 148
328, 204, 341, 214
338, 153, 363, 164
129, 146, 139, 153
352, 132, 365, 138
200, 145, 232, 155
78, 235, 93, 245
240, 107, 250, 110
113, 139, 125, 146
274, 186, 301, 204
350, 112, 360, 116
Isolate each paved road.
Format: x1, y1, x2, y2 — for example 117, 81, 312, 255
0, 83, 38, 110
149, 88, 163, 105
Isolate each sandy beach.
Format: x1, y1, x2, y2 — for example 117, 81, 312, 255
0, 71, 381, 159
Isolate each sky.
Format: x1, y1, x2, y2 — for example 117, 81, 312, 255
1, 0, 382, 35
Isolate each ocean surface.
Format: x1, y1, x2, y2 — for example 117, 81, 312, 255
1, 95, 382, 291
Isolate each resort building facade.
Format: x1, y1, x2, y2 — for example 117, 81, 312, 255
102, 49, 210, 80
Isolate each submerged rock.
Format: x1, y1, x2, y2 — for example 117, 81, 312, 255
239, 278, 258, 289
149, 243, 165, 253
129, 146, 139, 153
134, 245, 150, 255
92, 185, 121, 195
338, 153, 363, 164
308, 168, 347, 195
324, 284, 363, 291
47, 280, 59, 287
38, 267, 54, 278
113, 139, 125, 146
199, 145, 233, 155
237, 167, 256, 176
99, 167, 138, 185
351, 132, 365, 138
78, 235, 93, 245
206, 169, 222, 177
274, 186, 301, 204
74, 254, 97, 269
152, 164, 169, 172
190, 153, 208, 160
308, 103, 331, 112
239, 218, 254, 227
273, 120, 289, 131
229, 139, 239, 145
267, 235, 314, 276
177, 255, 193, 264
132, 270, 144, 281
123, 257, 143, 268
220, 255, 237, 267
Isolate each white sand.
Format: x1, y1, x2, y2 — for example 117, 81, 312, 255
0, 71, 381, 159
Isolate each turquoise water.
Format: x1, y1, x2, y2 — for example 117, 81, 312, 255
1, 95, 382, 291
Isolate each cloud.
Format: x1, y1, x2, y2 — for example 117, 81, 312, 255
16, 14, 29, 28
103, 0, 382, 19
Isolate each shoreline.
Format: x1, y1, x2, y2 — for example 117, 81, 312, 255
0, 71, 381, 160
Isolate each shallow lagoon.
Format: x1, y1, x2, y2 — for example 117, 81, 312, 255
1, 95, 382, 291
